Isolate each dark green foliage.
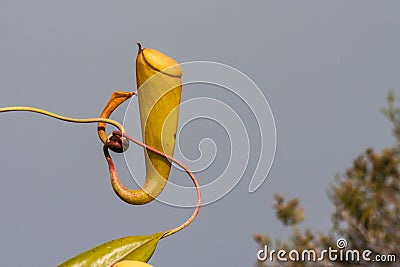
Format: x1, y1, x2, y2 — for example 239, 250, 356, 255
255, 92, 400, 266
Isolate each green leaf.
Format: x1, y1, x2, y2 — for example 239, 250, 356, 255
58, 232, 164, 267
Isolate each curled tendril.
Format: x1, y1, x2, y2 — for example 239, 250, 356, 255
0, 105, 201, 237
104, 130, 201, 238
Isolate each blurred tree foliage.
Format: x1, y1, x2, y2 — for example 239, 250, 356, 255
254, 92, 400, 266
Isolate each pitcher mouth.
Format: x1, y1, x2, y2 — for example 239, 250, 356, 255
137, 43, 182, 78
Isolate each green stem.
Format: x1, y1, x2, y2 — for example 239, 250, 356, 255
0, 106, 125, 133
0, 106, 201, 238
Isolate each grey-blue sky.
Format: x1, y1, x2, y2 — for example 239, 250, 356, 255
1, 1, 400, 266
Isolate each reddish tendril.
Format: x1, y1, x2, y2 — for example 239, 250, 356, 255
103, 131, 201, 238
